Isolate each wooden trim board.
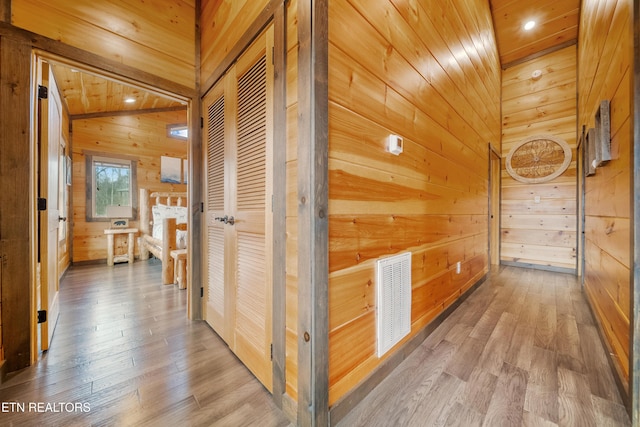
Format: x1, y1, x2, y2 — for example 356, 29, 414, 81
500, 260, 576, 275
271, 1, 287, 409
70, 105, 186, 121
189, 0, 203, 321
0, 0, 9, 23
0, 22, 195, 100
297, 0, 330, 425
0, 36, 33, 372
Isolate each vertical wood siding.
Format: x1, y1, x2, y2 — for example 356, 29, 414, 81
327, 0, 500, 405
11, 0, 196, 89
501, 46, 578, 271
578, 0, 632, 385
71, 111, 187, 262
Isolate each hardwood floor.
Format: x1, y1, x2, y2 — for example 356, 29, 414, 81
0, 261, 291, 427
0, 264, 630, 426
336, 266, 631, 427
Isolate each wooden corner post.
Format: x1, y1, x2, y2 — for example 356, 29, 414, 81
297, 0, 329, 425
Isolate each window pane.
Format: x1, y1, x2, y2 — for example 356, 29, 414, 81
94, 161, 131, 216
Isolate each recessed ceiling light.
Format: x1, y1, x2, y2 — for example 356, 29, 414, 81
124, 97, 136, 104
524, 20, 536, 31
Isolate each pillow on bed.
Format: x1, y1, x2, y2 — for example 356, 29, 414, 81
176, 229, 188, 249
151, 204, 188, 240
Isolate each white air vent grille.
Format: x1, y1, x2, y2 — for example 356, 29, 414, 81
376, 252, 412, 357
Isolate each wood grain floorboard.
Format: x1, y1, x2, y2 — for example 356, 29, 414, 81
0, 261, 291, 427
335, 267, 630, 427
483, 362, 528, 427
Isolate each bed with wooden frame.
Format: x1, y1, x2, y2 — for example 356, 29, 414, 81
139, 188, 187, 285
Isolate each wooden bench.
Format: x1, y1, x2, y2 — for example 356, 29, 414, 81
170, 249, 187, 289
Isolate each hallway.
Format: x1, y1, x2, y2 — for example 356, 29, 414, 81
336, 266, 630, 426
0, 263, 630, 426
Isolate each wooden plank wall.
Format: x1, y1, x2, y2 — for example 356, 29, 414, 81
327, 0, 500, 405
500, 46, 578, 271
200, 0, 270, 87
71, 110, 187, 262
578, 0, 632, 388
10, 0, 196, 89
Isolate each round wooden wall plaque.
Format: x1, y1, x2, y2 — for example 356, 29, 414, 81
505, 134, 572, 184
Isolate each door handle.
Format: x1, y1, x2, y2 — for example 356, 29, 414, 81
59, 216, 67, 222
214, 215, 234, 225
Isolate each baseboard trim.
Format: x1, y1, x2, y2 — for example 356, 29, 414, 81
328, 273, 488, 426
281, 392, 298, 425
0, 359, 7, 385
501, 260, 576, 275
583, 289, 630, 414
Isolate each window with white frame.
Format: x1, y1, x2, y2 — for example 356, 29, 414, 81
85, 154, 138, 221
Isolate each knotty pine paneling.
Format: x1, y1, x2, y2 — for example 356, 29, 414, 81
578, 0, 632, 385
490, 0, 579, 67
11, 0, 196, 89
71, 111, 187, 262
327, 0, 500, 405
200, 0, 270, 86
500, 46, 577, 271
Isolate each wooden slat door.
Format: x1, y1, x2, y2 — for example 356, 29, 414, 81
204, 79, 229, 339
203, 25, 274, 391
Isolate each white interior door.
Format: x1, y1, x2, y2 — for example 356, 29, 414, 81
203, 25, 274, 390
39, 63, 62, 351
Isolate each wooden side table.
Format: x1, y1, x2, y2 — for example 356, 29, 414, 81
104, 228, 138, 266
170, 249, 188, 289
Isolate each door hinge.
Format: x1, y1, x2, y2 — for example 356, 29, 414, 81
200, 202, 204, 213
200, 117, 204, 128
200, 287, 204, 298
270, 343, 273, 361
37, 198, 47, 211
38, 85, 48, 99
37, 310, 47, 324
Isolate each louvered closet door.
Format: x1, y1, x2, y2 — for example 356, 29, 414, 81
203, 79, 229, 339
203, 25, 274, 391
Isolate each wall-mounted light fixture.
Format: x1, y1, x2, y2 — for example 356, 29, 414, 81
387, 134, 403, 155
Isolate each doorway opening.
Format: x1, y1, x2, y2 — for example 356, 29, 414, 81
31, 51, 193, 359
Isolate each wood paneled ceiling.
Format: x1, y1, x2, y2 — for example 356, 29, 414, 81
51, 64, 185, 117
490, 0, 580, 68
50, 1, 580, 113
